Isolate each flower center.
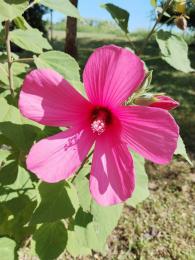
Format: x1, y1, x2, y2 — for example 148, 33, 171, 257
90, 106, 112, 135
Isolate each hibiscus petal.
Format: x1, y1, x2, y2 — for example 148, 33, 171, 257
83, 45, 145, 107
117, 106, 179, 164
19, 69, 91, 127
26, 127, 95, 183
90, 135, 135, 206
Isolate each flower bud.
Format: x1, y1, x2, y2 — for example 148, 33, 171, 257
134, 94, 179, 110
149, 95, 179, 110
175, 15, 187, 30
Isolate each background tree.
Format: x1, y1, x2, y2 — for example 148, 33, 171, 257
65, 0, 78, 59
24, 3, 48, 36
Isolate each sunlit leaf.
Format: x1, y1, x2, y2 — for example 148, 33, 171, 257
0, 0, 28, 21
10, 29, 52, 54
34, 51, 80, 81
126, 152, 149, 207
73, 199, 123, 253
156, 30, 194, 73
14, 16, 32, 30
0, 98, 42, 151
40, 0, 80, 19
0, 237, 16, 260
175, 135, 193, 166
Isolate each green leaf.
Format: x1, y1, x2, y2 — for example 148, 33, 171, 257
87, 201, 123, 251
0, 161, 18, 186
0, 195, 36, 242
0, 63, 9, 85
0, 237, 16, 260
34, 51, 80, 82
0, 97, 42, 151
0, 0, 28, 21
0, 149, 11, 164
13, 16, 32, 30
12, 62, 29, 75
34, 50, 86, 96
101, 3, 129, 33
0, 62, 29, 86
74, 177, 91, 212
0, 18, 3, 31
73, 162, 91, 212
126, 152, 149, 207
67, 228, 91, 257
175, 136, 193, 166
156, 30, 194, 73
0, 163, 36, 201
74, 201, 123, 253
41, 0, 80, 19
30, 182, 75, 224
33, 221, 67, 260
10, 29, 52, 54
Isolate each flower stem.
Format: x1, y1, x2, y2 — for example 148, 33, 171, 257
12, 58, 34, 63
5, 20, 14, 97
125, 33, 137, 53
138, 0, 174, 55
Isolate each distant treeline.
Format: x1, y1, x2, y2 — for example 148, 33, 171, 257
52, 18, 122, 34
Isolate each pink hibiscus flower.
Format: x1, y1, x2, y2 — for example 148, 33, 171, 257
19, 45, 179, 206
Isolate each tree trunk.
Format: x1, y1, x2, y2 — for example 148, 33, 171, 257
65, 0, 78, 59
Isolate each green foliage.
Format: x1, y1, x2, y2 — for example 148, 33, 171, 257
41, 0, 80, 19
14, 16, 32, 30
175, 135, 193, 166
0, 237, 16, 260
33, 221, 68, 260
34, 50, 86, 95
101, 3, 129, 33
34, 50, 80, 82
0, 97, 42, 152
0, 0, 28, 21
30, 182, 75, 224
126, 152, 150, 207
10, 29, 52, 54
156, 30, 194, 73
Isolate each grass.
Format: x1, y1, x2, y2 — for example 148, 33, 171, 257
50, 30, 195, 259
99, 158, 195, 260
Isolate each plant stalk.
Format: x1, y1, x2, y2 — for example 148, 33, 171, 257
125, 33, 137, 53
12, 58, 34, 63
138, 0, 174, 55
5, 20, 14, 97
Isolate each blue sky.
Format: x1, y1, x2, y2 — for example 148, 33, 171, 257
43, 1, 154, 31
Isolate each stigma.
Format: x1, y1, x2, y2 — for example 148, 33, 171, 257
91, 119, 106, 135
90, 106, 112, 135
